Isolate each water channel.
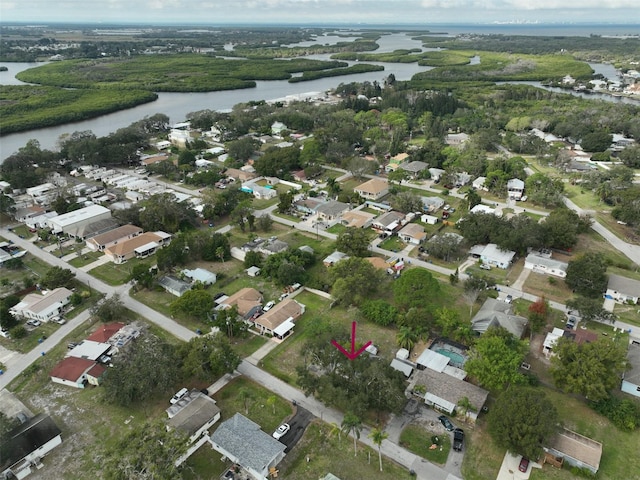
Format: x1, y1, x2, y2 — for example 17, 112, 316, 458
0, 31, 636, 161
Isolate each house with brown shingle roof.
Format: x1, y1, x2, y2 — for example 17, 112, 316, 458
398, 223, 427, 245
86, 224, 143, 252
354, 178, 389, 201
254, 299, 305, 339
221, 288, 263, 319
340, 210, 376, 229
104, 231, 171, 264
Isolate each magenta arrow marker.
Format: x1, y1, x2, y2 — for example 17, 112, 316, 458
332, 321, 372, 360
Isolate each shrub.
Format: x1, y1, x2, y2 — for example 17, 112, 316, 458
9, 325, 27, 339
591, 395, 640, 431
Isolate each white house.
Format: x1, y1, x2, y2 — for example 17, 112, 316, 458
85, 224, 143, 252
421, 214, 438, 225
524, 254, 568, 278
182, 268, 217, 286
354, 178, 389, 201
472, 176, 487, 191
622, 341, 640, 398
49, 357, 105, 389
47, 205, 111, 236
10, 288, 72, 322
1, 414, 63, 479
470, 243, 516, 269
606, 274, 640, 304
543, 327, 566, 358
469, 204, 501, 216
398, 223, 427, 245
507, 178, 525, 200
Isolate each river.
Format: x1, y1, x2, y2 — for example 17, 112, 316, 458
1, 33, 433, 160
1, 33, 637, 160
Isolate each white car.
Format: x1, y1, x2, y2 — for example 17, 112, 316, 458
263, 301, 275, 312
272, 423, 290, 440
170, 388, 188, 404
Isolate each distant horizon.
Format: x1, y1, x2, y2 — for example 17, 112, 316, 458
2, 0, 639, 27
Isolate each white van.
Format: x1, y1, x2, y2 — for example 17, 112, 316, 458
170, 388, 188, 404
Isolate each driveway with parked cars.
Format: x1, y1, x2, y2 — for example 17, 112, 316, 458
272, 404, 314, 453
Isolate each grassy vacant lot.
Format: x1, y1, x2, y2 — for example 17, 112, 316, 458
68, 251, 103, 268
462, 386, 640, 480
575, 230, 636, 270
399, 423, 451, 464
523, 272, 574, 303
88, 257, 146, 285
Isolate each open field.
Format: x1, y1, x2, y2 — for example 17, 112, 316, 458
522, 272, 574, 304
399, 423, 451, 465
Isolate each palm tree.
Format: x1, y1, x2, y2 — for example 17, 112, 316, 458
396, 326, 418, 352
341, 412, 362, 457
368, 427, 389, 471
328, 422, 342, 444
465, 189, 481, 210
457, 396, 476, 423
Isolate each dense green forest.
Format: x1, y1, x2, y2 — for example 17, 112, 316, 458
14, 56, 356, 92
288, 63, 384, 82
0, 85, 157, 135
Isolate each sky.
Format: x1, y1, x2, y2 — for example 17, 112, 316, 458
1, 0, 639, 26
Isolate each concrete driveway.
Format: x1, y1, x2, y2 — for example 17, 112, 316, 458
496, 452, 540, 480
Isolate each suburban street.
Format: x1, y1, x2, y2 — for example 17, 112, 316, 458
1, 167, 638, 480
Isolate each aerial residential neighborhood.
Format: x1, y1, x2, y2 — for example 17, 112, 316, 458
1, 24, 640, 480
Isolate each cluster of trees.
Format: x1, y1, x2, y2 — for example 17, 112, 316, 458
102, 333, 240, 407
154, 231, 231, 272
116, 192, 198, 234
458, 208, 591, 254
261, 248, 316, 287
296, 318, 406, 418
565, 253, 609, 298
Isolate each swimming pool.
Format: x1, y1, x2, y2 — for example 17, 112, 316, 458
436, 348, 466, 365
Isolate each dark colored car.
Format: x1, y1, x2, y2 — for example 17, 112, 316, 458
438, 415, 454, 431
453, 428, 464, 451
519, 457, 530, 473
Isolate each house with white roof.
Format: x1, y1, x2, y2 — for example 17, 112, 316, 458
507, 178, 525, 200
469, 204, 501, 216
47, 205, 111, 236
182, 268, 217, 286
472, 176, 487, 191
470, 243, 516, 269
10, 288, 73, 322
525, 254, 568, 278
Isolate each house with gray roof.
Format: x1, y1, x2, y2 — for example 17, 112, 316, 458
209, 413, 286, 480
410, 368, 488, 422
622, 341, 640, 398
166, 390, 221, 457
524, 254, 568, 278
158, 275, 192, 297
421, 196, 445, 213
372, 211, 405, 233
315, 200, 350, 222
507, 178, 525, 200
258, 239, 289, 256
400, 161, 429, 178
471, 298, 528, 339
544, 428, 603, 474
606, 274, 640, 304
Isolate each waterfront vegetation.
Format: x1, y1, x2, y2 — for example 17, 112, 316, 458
289, 63, 384, 82
0, 85, 157, 134
15, 56, 354, 91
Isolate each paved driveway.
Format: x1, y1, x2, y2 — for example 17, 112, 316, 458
496, 452, 540, 480
278, 405, 314, 453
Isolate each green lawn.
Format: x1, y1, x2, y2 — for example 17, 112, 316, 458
379, 235, 406, 252
522, 272, 574, 304
68, 251, 104, 268
131, 287, 206, 332
88, 257, 147, 285
399, 423, 451, 465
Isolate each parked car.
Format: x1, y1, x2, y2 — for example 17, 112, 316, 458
279, 293, 289, 301
479, 264, 491, 270
519, 457, 530, 473
504, 294, 513, 304
453, 428, 465, 451
0, 329, 10, 339
67, 342, 79, 350
438, 415, 454, 431
566, 316, 577, 329
272, 423, 290, 440
263, 301, 275, 312
52, 316, 66, 325
26, 319, 41, 327
170, 387, 188, 404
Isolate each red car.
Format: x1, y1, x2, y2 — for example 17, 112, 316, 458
518, 457, 529, 473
